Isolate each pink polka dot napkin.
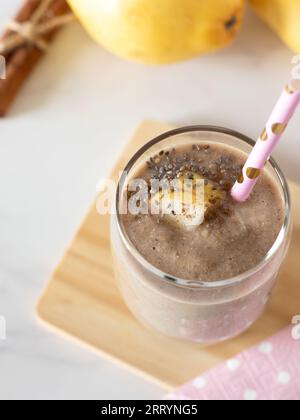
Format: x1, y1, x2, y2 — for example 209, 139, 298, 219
166, 325, 300, 401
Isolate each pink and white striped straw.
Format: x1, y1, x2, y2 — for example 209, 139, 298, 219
231, 79, 300, 202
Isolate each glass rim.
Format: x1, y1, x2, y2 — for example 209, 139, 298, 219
115, 125, 291, 289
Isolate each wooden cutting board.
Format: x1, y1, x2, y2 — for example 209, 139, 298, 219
37, 121, 300, 391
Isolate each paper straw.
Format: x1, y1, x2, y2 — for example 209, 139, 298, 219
231, 80, 300, 202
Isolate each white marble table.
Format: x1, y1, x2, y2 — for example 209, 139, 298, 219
0, 2, 299, 400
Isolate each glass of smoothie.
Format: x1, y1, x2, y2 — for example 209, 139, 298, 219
110, 126, 291, 344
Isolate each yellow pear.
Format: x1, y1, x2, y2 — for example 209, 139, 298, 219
67, 0, 245, 64
250, 0, 300, 52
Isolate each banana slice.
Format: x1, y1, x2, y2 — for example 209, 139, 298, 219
152, 190, 205, 231
150, 174, 224, 231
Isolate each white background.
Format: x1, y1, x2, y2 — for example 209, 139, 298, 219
0, 1, 299, 400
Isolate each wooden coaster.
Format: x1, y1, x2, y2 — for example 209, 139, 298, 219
37, 121, 300, 390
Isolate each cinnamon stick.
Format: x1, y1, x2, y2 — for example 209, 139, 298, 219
0, 0, 72, 117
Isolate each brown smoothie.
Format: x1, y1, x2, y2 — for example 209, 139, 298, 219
112, 134, 289, 343
120, 143, 284, 282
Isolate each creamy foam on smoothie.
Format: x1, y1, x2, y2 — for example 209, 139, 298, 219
120, 142, 284, 282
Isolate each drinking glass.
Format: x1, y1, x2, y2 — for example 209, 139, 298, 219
111, 127, 292, 343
